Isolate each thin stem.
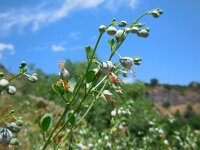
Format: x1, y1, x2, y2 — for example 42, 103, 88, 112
42, 95, 71, 150
56, 79, 109, 148
8, 73, 22, 82
42, 32, 104, 150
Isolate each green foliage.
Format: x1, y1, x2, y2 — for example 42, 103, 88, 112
40, 114, 53, 132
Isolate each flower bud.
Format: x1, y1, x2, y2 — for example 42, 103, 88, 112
106, 26, 117, 35
133, 57, 142, 66
0, 127, 13, 144
136, 23, 145, 27
100, 61, 114, 75
0, 79, 9, 91
118, 21, 127, 27
10, 138, 20, 145
99, 25, 106, 33
0, 72, 4, 78
115, 30, 126, 41
20, 61, 27, 67
15, 119, 23, 126
120, 57, 133, 70
151, 10, 160, 18
6, 86, 16, 95
124, 28, 131, 33
28, 75, 38, 83
131, 27, 139, 34
137, 29, 149, 38
7, 122, 21, 133
103, 90, 113, 101
145, 27, 150, 32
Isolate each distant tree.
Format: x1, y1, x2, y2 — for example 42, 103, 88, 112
162, 101, 171, 108
184, 105, 195, 119
150, 78, 159, 86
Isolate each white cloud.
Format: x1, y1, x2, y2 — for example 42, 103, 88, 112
0, 42, 15, 59
106, 0, 138, 11
122, 77, 133, 84
0, 0, 138, 33
52, 44, 65, 52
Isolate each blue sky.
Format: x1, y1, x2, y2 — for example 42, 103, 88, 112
0, 0, 200, 85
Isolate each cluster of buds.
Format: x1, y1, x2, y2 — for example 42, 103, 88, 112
0, 110, 23, 146
0, 75, 16, 96
99, 8, 163, 39
0, 61, 38, 96
150, 8, 163, 18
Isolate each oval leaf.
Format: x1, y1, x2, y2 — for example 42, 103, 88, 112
68, 112, 76, 125
85, 70, 96, 83
40, 114, 53, 132
52, 83, 65, 95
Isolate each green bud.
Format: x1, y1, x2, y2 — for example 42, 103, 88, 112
28, 75, 38, 83
6, 86, 16, 95
21, 61, 27, 67
131, 27, 139, 34
145, 27, 150, 32
9, 110, 15, 114
137, 29, 149, 38
118, 21, 127, 27
15, 119, 23, 126
7, 122, 21, 133
0, 127, 13, 144
106, 26, 117, 35
133, 57, 142, 66
136, 23, 145, 27
0, 79, 9, 91
99, 25, 106, 33
0, 72, 4, 78
158, 9, 163, 15
10, 138, 20, 145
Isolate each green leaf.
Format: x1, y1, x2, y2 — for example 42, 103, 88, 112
85, 70, 96, 83
85, 46, 92, 61
40, 114, 53, 132
52, 83, 65, 95
68, 112, 76, 125
68, 78, 76, 92
108, 39, 115, 47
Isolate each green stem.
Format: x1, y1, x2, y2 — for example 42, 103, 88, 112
8, 73, 22, 82
42, 95, 71, 150
42, 32, 104, 150
56, 79, 109, 149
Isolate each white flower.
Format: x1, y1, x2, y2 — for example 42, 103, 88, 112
106, 142, 112, 148
164, 139, 169, 145
105, 135, 109, 140
111, 110, 117, 117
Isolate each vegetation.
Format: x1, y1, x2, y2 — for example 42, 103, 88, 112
0, 8, 200, 150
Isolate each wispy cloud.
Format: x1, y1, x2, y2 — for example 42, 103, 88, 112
106, 0, 138, 11
0, 42, 15, 59
0, 0, 138, 34
52, 44, 65, 52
